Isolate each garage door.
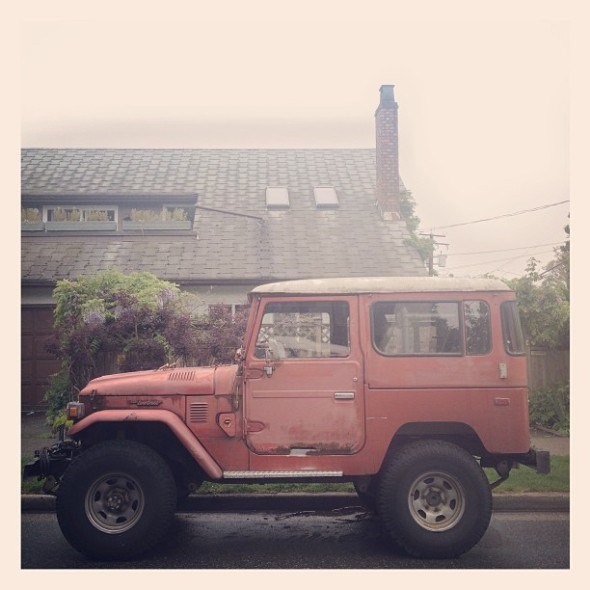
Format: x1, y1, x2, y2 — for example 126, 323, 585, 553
22, 307, 60, 411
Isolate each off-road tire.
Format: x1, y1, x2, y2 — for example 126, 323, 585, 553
56, 439, 176, 560
376, 440, 492, 559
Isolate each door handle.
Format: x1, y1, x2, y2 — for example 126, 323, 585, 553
334, 392, 355, 400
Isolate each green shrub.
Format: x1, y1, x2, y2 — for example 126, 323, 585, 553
44, 369, 75, 431
529, 383, 569, 435
46, 270, 201, 424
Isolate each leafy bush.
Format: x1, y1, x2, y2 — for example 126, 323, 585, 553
45, 270, 201, 428
44, 370, 75, 430
529, 383, 570, 435
120, 337, 168, 372
191, 304, 249, 366
44, 271, 251, 428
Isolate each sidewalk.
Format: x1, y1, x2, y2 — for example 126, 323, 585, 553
21, 412, 570, 514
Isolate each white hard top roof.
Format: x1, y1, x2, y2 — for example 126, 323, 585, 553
250, 276, 511, 296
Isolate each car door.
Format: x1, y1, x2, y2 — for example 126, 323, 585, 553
244, 296, 365, 455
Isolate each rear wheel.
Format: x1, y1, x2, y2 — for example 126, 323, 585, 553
56, 440, 176, 560
376, 440, 492, 558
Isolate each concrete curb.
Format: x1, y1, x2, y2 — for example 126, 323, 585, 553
22, 492, 569, 514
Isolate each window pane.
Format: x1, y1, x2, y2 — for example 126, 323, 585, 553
501, 301, 526, 355
46, 207, 116, 222
255, 301, 349, 359
372, 301, 461, 356
464, 300, 491, 355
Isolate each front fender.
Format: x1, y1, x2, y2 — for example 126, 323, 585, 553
68, 409, 223, 479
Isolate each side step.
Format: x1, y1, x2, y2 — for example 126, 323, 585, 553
223, 470, 343, 479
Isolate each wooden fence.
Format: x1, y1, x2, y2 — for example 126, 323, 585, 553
527, 348, 569, 391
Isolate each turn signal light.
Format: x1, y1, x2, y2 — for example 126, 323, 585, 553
66, 402, 85, 421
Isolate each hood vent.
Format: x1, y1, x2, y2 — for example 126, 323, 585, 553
168, 370, 196, 382
190, 402, 209, 423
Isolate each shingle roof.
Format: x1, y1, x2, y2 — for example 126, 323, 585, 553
21, 148, 426, 283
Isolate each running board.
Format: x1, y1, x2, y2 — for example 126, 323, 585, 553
223, 470, 343, 479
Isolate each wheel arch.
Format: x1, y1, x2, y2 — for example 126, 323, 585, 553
69, 410, 222, 480
385, 421, 487, 462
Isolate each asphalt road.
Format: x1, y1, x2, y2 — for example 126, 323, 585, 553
21, 507, 569, 569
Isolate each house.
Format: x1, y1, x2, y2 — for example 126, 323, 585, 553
21, 85, 427, 411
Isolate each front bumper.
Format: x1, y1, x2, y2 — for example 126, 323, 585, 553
23, 440, 80, 480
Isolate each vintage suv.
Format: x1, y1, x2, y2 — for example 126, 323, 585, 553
25, 277, 549, 560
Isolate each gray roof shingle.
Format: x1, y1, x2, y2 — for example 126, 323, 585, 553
21, 148, 426, 284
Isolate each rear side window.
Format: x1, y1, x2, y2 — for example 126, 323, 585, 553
501, 301, 526, 355
372, 301, 462, 356
464, 300, 491, 355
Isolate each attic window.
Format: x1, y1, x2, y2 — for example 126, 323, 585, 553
313, 186, 339, 209
266, 187, 290, 210
121, 205, 193, 231
44, 206, 117, 222
128, 206, 190, 222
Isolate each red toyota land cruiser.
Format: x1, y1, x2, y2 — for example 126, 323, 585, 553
25, 277, 549, 560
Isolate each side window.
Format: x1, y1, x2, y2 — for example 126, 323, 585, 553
464, 300, 491, 355
372, 301, 461, 356
501, 301, 526, 355
255, 301, 350, 359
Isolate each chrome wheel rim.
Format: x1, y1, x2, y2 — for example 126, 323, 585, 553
85, 473, 145, 534
407, 471, 465, 532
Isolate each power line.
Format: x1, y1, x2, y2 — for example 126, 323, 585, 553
431, 200, 569, 231
450, 241, 563, 257
445, 249, 556, 271
539, 261, 567, 277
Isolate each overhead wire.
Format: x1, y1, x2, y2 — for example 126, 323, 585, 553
430, 200, 569, 275
445, 249, 556, 272
430, 200, 569, 231
449, 241, 563, 257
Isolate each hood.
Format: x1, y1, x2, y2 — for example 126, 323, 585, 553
79, 364, 239, 398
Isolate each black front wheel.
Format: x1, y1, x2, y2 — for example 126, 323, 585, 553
56, 439, 177, 560
376, 440, 492, 558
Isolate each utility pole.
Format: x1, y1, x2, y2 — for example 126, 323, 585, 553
421, 231, 448, 276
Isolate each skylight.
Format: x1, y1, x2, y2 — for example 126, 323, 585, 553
313, 186, 339, 209
266, 187, 290, 210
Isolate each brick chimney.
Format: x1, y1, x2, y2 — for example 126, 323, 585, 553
375, 84, 401, 220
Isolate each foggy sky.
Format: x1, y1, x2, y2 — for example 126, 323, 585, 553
20, 4, 571, 279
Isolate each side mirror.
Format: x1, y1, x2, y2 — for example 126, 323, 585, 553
264, 345, 275, 376
254, 342, 278, 377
